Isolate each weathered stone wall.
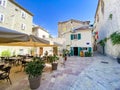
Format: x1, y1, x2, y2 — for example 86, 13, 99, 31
0, 0, 33, 34
94, 0, 120, 57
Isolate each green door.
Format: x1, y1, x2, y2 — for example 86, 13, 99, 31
88, 47, 92, 52
70, 47, 74, 56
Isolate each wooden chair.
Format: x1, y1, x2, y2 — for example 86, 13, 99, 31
0, 66, 12, 84
0, 65, 4, 70
21, 60, 27, 71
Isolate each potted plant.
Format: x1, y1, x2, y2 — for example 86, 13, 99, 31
48, 54, 59, 70
85, 52, 92, 57
25, 58, 45, 89
110, 31, 120, 64
98, 37, 108, 55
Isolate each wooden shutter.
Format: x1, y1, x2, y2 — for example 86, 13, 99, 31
78, 33, 81, 40
70, 47, 74, 56
71, 34, 73, 40
88, 47, 92, 52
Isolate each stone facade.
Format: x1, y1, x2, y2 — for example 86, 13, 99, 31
70, 27, 92, 56
0, 0, 33, 56
58, 19, 93, 56
32, 25, 50, 38
58, 19, 90, 37
32, 25, 54, 56
94, 0, 120, 58
0, 0, 33, 34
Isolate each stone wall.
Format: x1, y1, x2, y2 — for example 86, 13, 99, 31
94, 0, 120, 57
0, 0, 33, 56
0, 0, 33, 34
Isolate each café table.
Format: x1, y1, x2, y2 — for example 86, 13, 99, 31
25, 58, 33, 63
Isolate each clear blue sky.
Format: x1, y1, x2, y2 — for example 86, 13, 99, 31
16, 0, 98, 37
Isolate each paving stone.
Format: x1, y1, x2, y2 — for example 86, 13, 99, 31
1, 53, 120, 90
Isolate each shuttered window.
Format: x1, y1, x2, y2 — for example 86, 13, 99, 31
0, 0, 7, 7
21, 11, 27, 19
21, 23, 26, 30
0, 13, 4, 22
71, 33, 81, 40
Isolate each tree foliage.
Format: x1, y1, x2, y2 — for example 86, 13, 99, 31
110, 31, 120, 45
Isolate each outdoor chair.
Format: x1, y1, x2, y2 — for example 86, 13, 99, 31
0, 65, 4, 70
1, 57, 5, 62
21, 60, 27, 71
8, 59, 15, 66
0, 66, 12, 84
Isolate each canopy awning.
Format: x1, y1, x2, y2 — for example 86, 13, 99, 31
0, 27, 29, 43
0, 27, 59, 47
0, 41, 57, 47
30, 35, 49, 44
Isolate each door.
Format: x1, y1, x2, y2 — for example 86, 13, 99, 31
74, 47, 78, 56
53, 47, 58, 55
39, 47, 43, 56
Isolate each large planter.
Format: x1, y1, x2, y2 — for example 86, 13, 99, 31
117, 57, 120, 64
28, 75, 41, 89
85, 52, 92, 57
52, 63, 58, 70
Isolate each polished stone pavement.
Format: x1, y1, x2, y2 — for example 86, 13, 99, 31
2, 53, 120, 90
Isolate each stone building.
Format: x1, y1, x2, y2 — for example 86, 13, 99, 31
58, 19, 90, 37
58, 19, 93, 56
94, 0, 120, 58
0, 0, 33, 56
32, 25, 51, 56
32, 25, 63, 56
0, 0, 33, 34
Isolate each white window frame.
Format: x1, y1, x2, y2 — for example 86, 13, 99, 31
0, 0, 7, 7
21, 23, 26, 30
0, 13, 4, 23
21, 11, 27, 19
73, 34, 78, 40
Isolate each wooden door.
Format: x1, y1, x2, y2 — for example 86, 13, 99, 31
39, 47, 43, 56
53, 47, 58, 55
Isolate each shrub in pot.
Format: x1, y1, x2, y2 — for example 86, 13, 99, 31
85, 52, 92, 57
110, 31, 120, 64
25, 58, 45, 89
49, 54, 59, 70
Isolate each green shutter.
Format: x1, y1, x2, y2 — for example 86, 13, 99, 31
79, 47, 82, 56
80, 47, 82, 50
70, 47, 74, 56
78, 33, 81, 40
71, 34, 73, 40
88, 47, 92, 52
78, 47, 80, 56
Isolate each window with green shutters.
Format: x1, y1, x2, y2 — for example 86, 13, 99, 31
71, 33, 81, 40
78, 33, 81, 40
